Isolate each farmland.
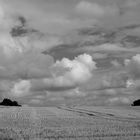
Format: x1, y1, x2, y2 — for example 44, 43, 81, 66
0, 106, 140, 139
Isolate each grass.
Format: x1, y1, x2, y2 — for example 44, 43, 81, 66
0, 106, 139, 139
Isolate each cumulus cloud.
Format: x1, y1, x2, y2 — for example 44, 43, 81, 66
126, 79, 140, 91
76, 1, 119, 18
50, 53, 97, 86
126, 79, 135, 88
125, 54, 140, 79
123, 54, 140, 91
31, 54, 97, 91
5, 54, 96, 98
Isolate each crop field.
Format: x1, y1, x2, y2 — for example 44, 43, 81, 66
0, 106, 140, 139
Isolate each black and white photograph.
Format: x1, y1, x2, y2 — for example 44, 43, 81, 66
0, 0, 140, 139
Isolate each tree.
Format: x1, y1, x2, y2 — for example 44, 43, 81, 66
0, 98, 21, 106
131, 99, 140, 106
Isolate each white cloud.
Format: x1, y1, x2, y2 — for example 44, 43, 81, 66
76, 1, 119, 17
51, 53, 97, 86
29, 54, 97, 92
76, 1, 105, 17
125, 54, 140, 79
5, 54, 96, 98
111, 60, 122, 67
132, 54, 140, 62
124, 59, 130, 66
11, 80, 31, 97
126, 79, 135, 88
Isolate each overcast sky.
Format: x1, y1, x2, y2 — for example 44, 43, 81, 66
1, 0, 140, 34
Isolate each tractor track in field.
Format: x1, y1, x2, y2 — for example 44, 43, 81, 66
57, 106, 140, 122
32, 134, 140, 139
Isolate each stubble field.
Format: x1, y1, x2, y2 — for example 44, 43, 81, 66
0, 106, 140, 140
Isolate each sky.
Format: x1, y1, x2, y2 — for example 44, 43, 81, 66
0, 0, 140, 106
1, 0, 140, 34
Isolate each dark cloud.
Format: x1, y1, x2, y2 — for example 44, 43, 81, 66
10, 16, 38, 37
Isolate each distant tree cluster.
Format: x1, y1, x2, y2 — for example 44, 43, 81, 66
0, 98, 21, 106
131, 99, 140, 106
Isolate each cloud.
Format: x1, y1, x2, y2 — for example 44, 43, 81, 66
28, 99, 42, 105
76, 1, 105, 17
62, 88, 86, 97
92, 53, 108, 59
5, 54, 96, 98
46, 88, 86, 98
123, 54, 140, 91
76, 1, 119, 18
104, 89, 117, 95
126, 79, 140, 91
0, 19, 62, 57
0, 0, 97, 35
0, 51, 54, 80
107, 97, 130, 105
47, 43, 135, 61
124, 0, 140, 7
125, 54, 140, 79
34, 95, 45, 99
0, 0, 139, 106
111, 60, 122, 67
51, 53, 97, 85
0, 4, 4, 20
31, 54, 97, 91
0, 7, 58, 80
0, 3, 61, 99
0, 1, 63, 57
11, 80, 31, 97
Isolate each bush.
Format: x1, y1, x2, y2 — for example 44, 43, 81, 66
0, 98, 21, 106
131, 99, 140, 106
